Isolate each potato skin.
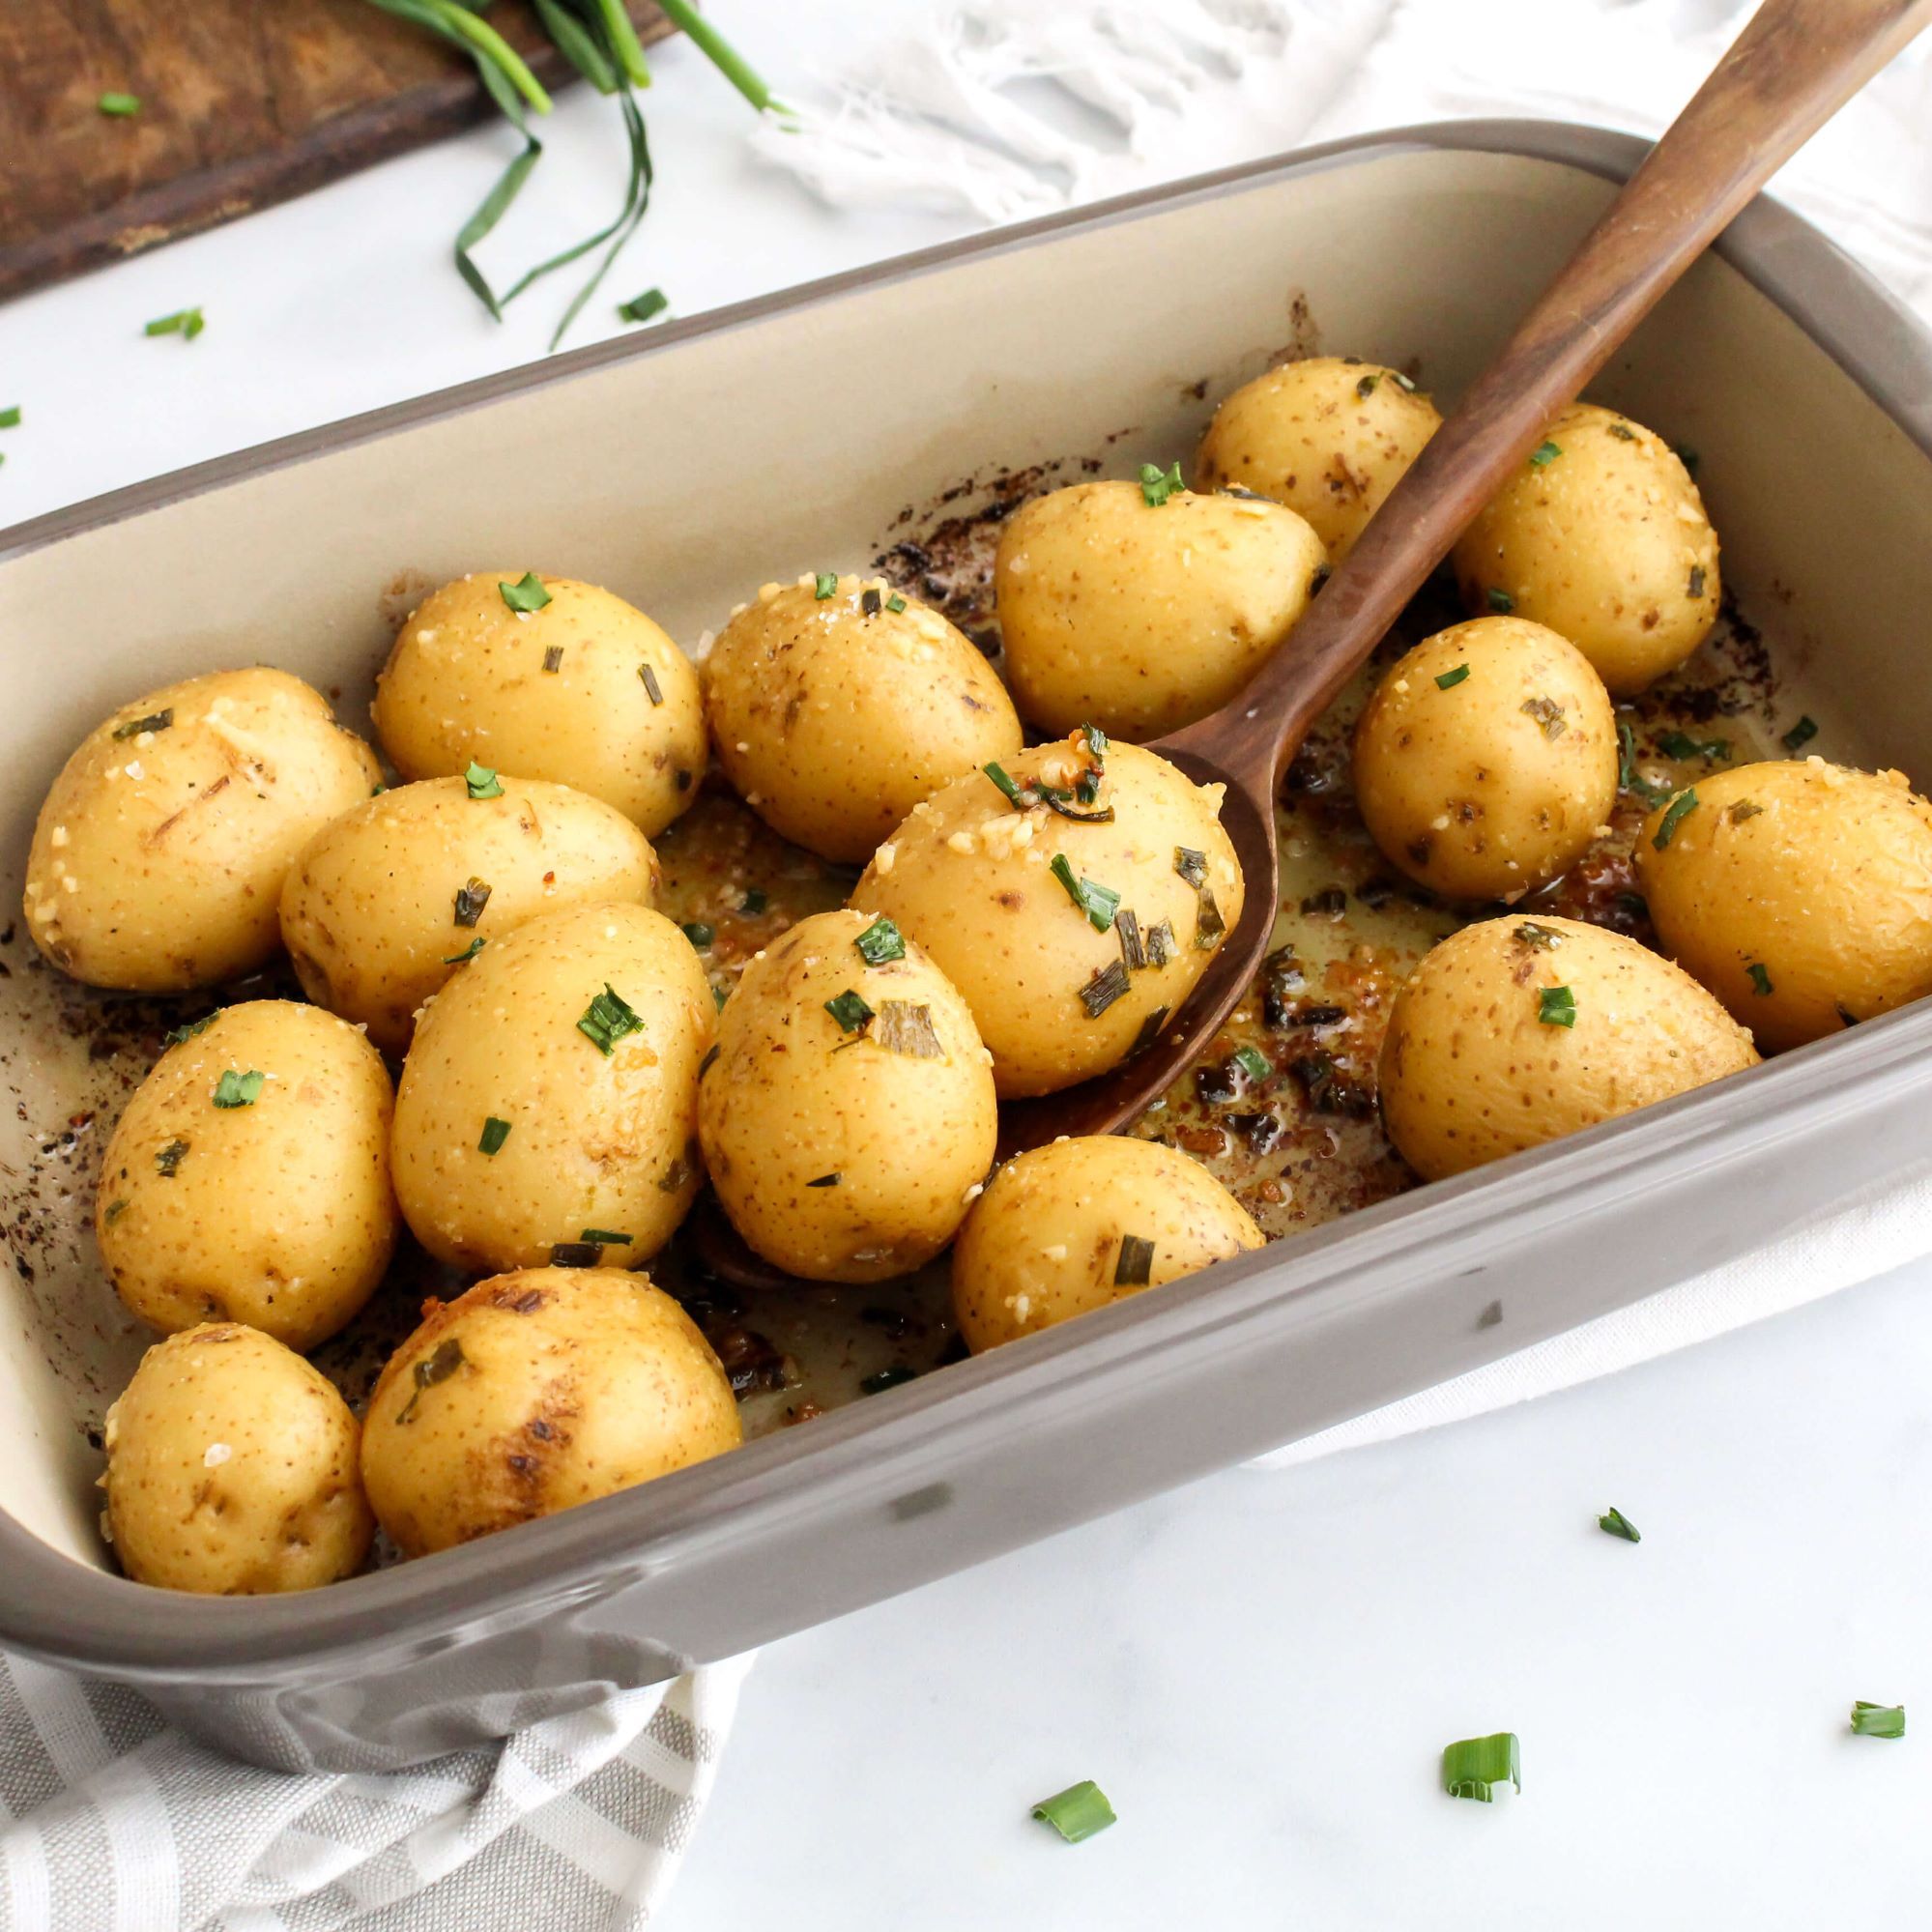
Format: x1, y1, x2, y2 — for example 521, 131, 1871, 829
23, 668, 381, 993
372, 572, 706, 837
995, 478, 1326, 739
102, 1323, 373, 1593
852, 737, 1244, 1098
953, 1137, 1262, 1351
1635, 761, 1932, 1051
1194, 357, 1442, 562
279, 774, 659, 1053
390, 901, 714, 1273
699, 909, 996, 1283
360, 1267, 740, 1558
96, 1001, 397, 1349
1451, 402, 1720, 696
703, 574, 1022, 864
1379, 914, 1759, 1181
1353, 617, 1618, 900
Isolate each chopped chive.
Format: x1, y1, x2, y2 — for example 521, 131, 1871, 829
984, 763, 1026, 807
162, 1014, 216, 1049
442, 937, 486, 965
102, 1198, 129, 1226
712, 985, 728, 1010
1657, 731, 1730, 763
1607, 421, 1638, 441
1442, 1733, 1519, 1802
1031, 1780, 1116, 1842
155, 1138, 189, 1176
1598, 1506, 1640, 1543
638, 663, 664, 706
1746, 962, 1773, 996
1652, 789, 1699, 851
1435, 664, 1470, 690
1194, 886, 1226, 950
395, 1337, 466, 1426
1114, 1235, 1155, 1287
699, 1043, 720, 1075
1529, 440, 1562, 467
860, 1364, 916, 1396
807, 1172, 841, 1188
1520, 696, 1566, 739
1081, 722, 1110, 762
1851, 1702, 1905, 1739
144, 307, 204, 341
681, 922, 714, 949
1728, 799, 1763, 823
212, 1069, 264, 1108
1079, 960, 1132, 1018
99, 91, 141, 116
549, 1241, 602, 1269
740, 886, 767, 915
824, 989, 874, 1033
499, 571, 551, 614
1144, 919, 1177, 966
873, 1000, 944, 1058
1392, 371, 1417, 391
854, 916, 906, 966
112, 707, 174, 739
617, 287, 668, 325
1514, 922, 1561, 951
0, 406, 20, 428
479, 1116, 511, 1155
542, 645, 564, 673
577, 983, 644, 1054
814, 571, 837, 599
1782, 715, 1819, 753
1116, 908, 1146, 971
464, 760, 504, 799
453, 877, 492, 927
1050, 854, 1120, 932
1234, 1044, 1271, 1083
1617, 721, 1672, 806
1139, 460, 1185, 506
1173, 847, 1208, 890
1485, 587, 1514, 615
1538, 985, 1577, 1027
580, 1227, 633, 1245
886, 593, 907, 614
1131, 1004, 1170, 1053
1687, 564, 1707, 599
1355, 372, 1380, 398
861, 587, 882, 617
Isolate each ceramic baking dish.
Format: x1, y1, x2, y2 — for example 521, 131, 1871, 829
5, 120, 1932, 1772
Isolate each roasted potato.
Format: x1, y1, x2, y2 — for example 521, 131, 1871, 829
96, 1000, 397, 1349
359, 1267, 740, 1558
23, 668, 380, 992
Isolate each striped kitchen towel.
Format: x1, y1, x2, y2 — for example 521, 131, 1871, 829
0, 1650, 751, 1931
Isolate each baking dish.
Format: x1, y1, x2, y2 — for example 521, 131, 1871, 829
4, 119, 1932, 1772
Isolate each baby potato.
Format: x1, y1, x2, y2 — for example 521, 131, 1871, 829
699, 909, 996, 1283
360, 1267, 740, 1558
1380, 914, 1759, 1181
702, 574, 1022, 864
23, 668, 380, 993
280, 774, 659, 1053
1635, 760, 1932, 1051
1451, 402, 1720, 695
1353, 616, 1618, 901
995, 478, 1326, 739
953, 1137, 1262, 1351
102, 1323, 373, 1594
390, 900, 714, 1273
1194, 356, 1442, 562
373, 572, 706, 837
852, 735, 1242, 1098
96, 1001, 397, 1349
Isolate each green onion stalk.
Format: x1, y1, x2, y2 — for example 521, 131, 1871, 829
363, 0, 783, 345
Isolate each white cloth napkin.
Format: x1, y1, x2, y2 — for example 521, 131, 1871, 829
8, 4, 1932, 1928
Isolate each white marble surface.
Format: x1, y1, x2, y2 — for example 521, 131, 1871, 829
6, 4, 1931, 1923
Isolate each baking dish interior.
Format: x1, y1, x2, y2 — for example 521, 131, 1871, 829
4, 130, 1931, 1591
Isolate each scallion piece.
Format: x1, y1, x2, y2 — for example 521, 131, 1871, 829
1355, 372, 1379, 399
1538, 985, 1576, 1027
479, 1116, 511, 1155
1607, 421, 1637, 441
1657, 731, 1729, 763
577, 983, 644, 1054
639, 663, 664, 706
212, 1069, 264, 1109
1514, 922, 1560, 951
806, 1172, 841, 1188
1194, 886, 1226, 950
1050, 854, 1120, 932
1851, 1702, 1905, 1739
395, 1337, 466, 1426
464, 760, 504, 799
155, 1139, 189, 1176
1485, 587, 1514, 615
885, 593, 907, 614
542, 645, 564, 673
873, 1000, 944, 1059
1782, 715, 1819, 753
1114, 1237, 1154, 1287
453, 877, 492, 927
618, 287, 668, 325
1746, 962, 1773, 996
824, 989, 874, 1033
854, 916, 906, 966
1392, 371, 1417, 391
1139, 460, 1184, 506
1598, 1506, 1640, 1543
1442, 1733, 1520, 1802
162, 1014, 216, 1049
1653, 789, 1699, 851
580, 1227, 632, 1245
861, 587, 882, 617
984, 763, 1026, 808
1173, 847, 1208, 889
144, 307, 204, 341
681, 922, 714, 949
549, 1241, 601, 1269
1079, 960, 1131, 1019
814, 571, 837, 599
1687, 564, 1707, 599
0, 406, 20, 429
112, 708, 174, 739
443, 937, 486, 965
1530, 440, 1562, 467
1435, 664, 1470, 690
99, 91, 141, 116
1116, 908, 1145, 970
1031, 1780, 1116, 1843
499, 571, 551, 614
1233, 1044, 1270, 1083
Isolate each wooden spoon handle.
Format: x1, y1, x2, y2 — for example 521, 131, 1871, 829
1166, 0, 1932, 792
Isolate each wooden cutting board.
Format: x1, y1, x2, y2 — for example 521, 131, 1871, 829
0, 1, 674, 302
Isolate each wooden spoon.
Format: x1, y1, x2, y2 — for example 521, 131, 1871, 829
1000, 0, 1932, 1156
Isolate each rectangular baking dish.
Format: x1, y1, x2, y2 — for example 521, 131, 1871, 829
5, 120, 1932, 1772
